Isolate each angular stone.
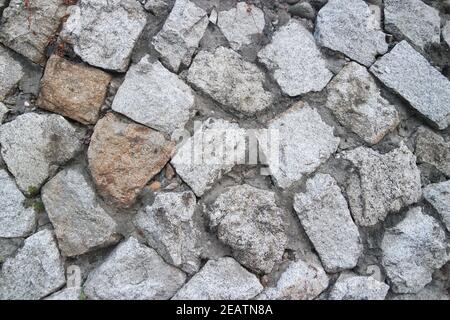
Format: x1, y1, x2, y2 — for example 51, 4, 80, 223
88, 113, 174, 207
144, 0, 172, 16
0, 45, 24, 100
42, 166, 120, 257
152, 0, 208, 72
294, 174, 362, 273
62, 0, 147, 72
315, 0, 388, 66
187, 47, 273, 115
134, 191, 201, 274
392, 283, 449, 300
0, 113, 85, 193
258, 19, 332, 97
0, 0, 67, 65
329, 273, 389, 300
207, 185, 287, 274
415, 127, 450, 177
342, 143, 421, 226
258, 258, 329, 300
423, 180, 450, 232
37, 55, 112, 125
0, 170, 36, 238
370, 41, 450, 130
0, 102, 8, 123
218, 2, 265, 50
289, 2, 316, 20
0, 238, 22, 262
0, 230, 65, 300
259, 103, 339, 189
45, 287, 82, 300
84, 237, 186, 300
171, 118, 245, 196
381, 207, 447, 293
172, 257, 263, 300
112, 56, 194, 134
326, 62, 399, 145
384, 0, 440, 51
444, 21, 450, 48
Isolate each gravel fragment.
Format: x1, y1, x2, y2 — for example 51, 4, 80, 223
423, 180, 450, 232
0, 45, 24, 100
415, 127, 450, 177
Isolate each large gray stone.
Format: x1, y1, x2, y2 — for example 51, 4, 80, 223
329, 273, 389, 300
0, 170, 36, 238
0, 229, 66, 300
259, 103, 339, 189
42, 166, 120, 257
294, 174, 362, 273
326, 62, 399, 145
187, 47, 273, 115
315, 0, 388, 66
258, 19, 332, 96
152, 0, 208, 72
423, 180, 450, 232
370, 41, 450, 130
207, 185, 287, 274
84, 237, 186, 300
381, 207, 447, 293
384, 0, 440, 51
0, 45, 24, 100
172, 257, 263, 300
342, 143, 421, 226
218, 2, 265, 51
61, 0, 147, 72
0, 113, 85, 194
112, 56, 194, 134
391, 282, 449, 300
415, 127, 450, 177
171, 118, 246, 196
134, 191, 201, 274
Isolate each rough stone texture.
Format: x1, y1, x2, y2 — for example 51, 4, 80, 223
342, 143, 421, 226
0, 113, 85, 193
187, 47, 273, 115
218, 2, 265, 51
444, 21, 450, 48
38, 55, 112, 125
415, 127, 450, 177
370, 41, 450, 130
329, 273, 389, 300
381, 207, 447, 293
207, 185, 287, 274
392, 283, 449, 300
0, 0, 67, 65
62, 0, 147, 72
152, 0, 208, 72
172, 257, 263, 300
423, 180, 450, 232
315, 0, 388, 66
0, 45, 24, 100
134, 191, 201, 274
42, 166, 120, 257
258, 258, 329, 300
0, 238, 22, 262
384, 0, 440, 51
0, 230, 65, 300
326, 62, 399, 145
289, 2, 316, 20
258, 19, 332, 97
112, 56, 194, 134
144, 0, 172, 16
84, 237, 186, 300
259, 103, 339, 189
171, 118, 246, 196
294, 174, 362, 273
88, 113, 174, 207
0, 102, 8, 122
0, 170, 36, 238
45, 287, 82, 300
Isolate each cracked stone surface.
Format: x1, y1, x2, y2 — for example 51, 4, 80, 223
0, 113, 85, 193
423, 180, 450, 232
415, 127, 450, 177
84, 237, 186, 300
315, 0, 388, 66
381, 207, 447, 293
370, 41, 450, 130
0, 229, 65, 300
294, 174, 363, 273
329, 273, 390, 300
112, 56, 194, 134
0, 45, 24, 101
258, 19, 333, 97
342, 143, 421, 226
172, 257, 263, 300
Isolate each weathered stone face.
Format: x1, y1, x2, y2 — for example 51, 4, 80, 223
88, 113, 174, 207
329, 273, 390, 300
415, 127, 450, 177
423, 180, 450, 232
0, 45, 24, 101
0, 102, 8, 123
38, 55, 112, 125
